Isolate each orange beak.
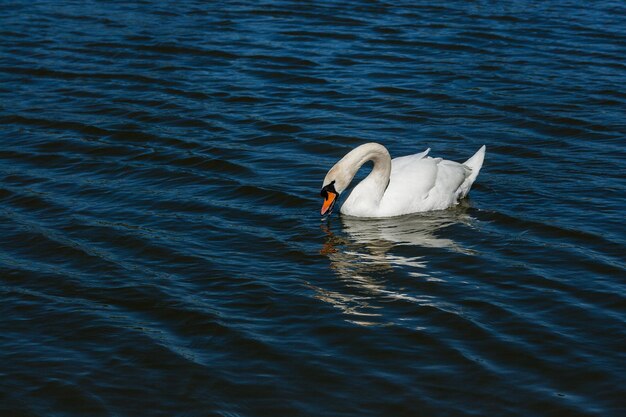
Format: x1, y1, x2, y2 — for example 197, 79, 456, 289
321, 192, 337, 216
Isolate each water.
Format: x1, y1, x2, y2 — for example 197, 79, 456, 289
1, 1, 625, 416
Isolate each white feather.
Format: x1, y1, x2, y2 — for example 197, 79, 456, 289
322, 143, 486, 218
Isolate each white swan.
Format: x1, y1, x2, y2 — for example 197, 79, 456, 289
320, 143, 486, 218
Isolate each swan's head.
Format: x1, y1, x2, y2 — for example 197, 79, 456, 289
320, 163, 350, 216
320, 180, 338, 216
320, 143, 391, 217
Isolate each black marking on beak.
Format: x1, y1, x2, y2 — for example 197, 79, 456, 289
320, 181, 338, 217
320, 180, 337, 198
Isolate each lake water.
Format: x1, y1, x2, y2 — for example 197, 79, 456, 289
1, 1, 625, 416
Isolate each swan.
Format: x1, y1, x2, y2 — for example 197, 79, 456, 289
320, 143, 486, 218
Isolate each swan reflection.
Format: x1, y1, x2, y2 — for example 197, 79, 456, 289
315, 205, 475, 326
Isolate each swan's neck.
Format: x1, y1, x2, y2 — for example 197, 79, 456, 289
337, 143, 391, 209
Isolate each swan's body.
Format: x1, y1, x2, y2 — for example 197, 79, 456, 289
320, 143, 485, 218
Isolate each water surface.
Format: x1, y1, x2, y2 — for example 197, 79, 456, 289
1, 1, 625, 416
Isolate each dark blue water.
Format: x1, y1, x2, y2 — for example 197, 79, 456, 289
1, 1, 625, 416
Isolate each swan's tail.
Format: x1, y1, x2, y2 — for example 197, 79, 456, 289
459, 145, 486, 198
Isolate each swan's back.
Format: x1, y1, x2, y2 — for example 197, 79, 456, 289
380, 146, 485, 216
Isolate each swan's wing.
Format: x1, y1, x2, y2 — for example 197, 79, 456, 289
381, 152, 471, 215
434, 159, 472, 199
390, 148, 430, 173
380, 153, 438, 212
389, 156, 470, 199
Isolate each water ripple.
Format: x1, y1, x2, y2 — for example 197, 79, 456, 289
1, 1, 625, 416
